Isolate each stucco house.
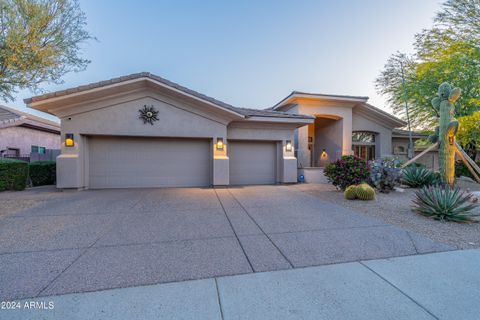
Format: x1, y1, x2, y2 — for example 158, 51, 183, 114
25, 72, 413, 189
0, 105, 60, 159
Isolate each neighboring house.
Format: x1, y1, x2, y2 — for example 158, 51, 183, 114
0, 105, 60, 160
391, 128, 428, 160
24, 72, 416, 189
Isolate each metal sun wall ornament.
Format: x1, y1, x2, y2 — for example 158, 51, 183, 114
139, 105, 159, 125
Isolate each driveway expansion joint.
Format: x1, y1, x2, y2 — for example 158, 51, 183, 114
35, 214, 123, 297
227, 188, 295, 269
214, 189, 255, 273
406, 231, 420, 254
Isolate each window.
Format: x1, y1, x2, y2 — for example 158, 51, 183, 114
394, 145, 406, 154
31, 146, 46, 154
352, 131, 376, 161
352, 132, 375, 143
353, 145, 376, 161
6, 148, 19, 156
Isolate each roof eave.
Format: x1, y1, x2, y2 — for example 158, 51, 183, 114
244, 115, 314, 125
26, 76, 246, 119
272, 92, 369, 110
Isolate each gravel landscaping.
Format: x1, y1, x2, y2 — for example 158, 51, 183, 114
293, 180, 480, 250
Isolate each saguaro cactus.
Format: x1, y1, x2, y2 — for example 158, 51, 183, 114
429, 82, 460, 186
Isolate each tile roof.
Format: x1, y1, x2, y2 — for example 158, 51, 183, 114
0, 105, 59, 128
25, 72, 314, 120
290, 91, 369, 101
392, 128, 427, 138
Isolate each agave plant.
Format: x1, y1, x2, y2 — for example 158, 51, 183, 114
412, 186, 479, 223
402, 166, 438, 188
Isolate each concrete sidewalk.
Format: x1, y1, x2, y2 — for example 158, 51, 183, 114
2, 249, 479, 320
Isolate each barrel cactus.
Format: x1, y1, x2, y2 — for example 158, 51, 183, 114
344, 185, 357, 200
355, 183, 376, 200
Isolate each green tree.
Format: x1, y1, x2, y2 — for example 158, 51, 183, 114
457, 112, 480, 160
376, 0, 480, 128
0, 0, 93, 101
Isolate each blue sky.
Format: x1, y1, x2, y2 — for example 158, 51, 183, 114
10, 0, 442, 120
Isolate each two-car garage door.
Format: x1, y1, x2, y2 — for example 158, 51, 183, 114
89, 136, 211, 188
88, 136, 278, 188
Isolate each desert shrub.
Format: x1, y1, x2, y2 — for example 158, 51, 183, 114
29, 161, 56, 186
455, 160, 480, 179
369, 158, 402, 193
412, 186, 479, 223
0, 158, 29, 191
324, 155, 370, 190
401, 166, 439, 188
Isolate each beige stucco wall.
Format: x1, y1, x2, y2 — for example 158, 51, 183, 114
283, 100, 398, 167
55, 90, 301, 188
352, 110, 393, 158
284, 102, 353, 167
313, 117, 343, 166
0, 126, 60, 155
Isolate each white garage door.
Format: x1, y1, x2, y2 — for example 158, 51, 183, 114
229, 140, 277, 185
89, 136, 211, 188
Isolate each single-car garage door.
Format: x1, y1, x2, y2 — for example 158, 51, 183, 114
229, 140, 277, 185
89, 136, 211, 188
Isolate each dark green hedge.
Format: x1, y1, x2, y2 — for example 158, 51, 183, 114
29, 161, 56, 186
0, 158, 29, 191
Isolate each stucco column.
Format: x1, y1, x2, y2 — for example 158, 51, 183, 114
281, 138, 297, 183
212, 137, 229, 186
56, 130, 84, 189
297, 125, 310, 167
342, 110, 353, 156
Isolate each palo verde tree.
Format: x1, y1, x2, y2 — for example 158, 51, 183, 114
0, 0, 93, 101
376, 0, 480, 129
457, 112, 480, 160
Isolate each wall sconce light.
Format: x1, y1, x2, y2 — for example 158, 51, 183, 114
65, 133, 74, 147
286, 140, 292, 152
321, 148, 327, 157
216, 137, 224, 150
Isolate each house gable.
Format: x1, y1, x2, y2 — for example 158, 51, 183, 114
61, 91, 228, 138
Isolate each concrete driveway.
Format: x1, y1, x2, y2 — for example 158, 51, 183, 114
0, 185, 453, 300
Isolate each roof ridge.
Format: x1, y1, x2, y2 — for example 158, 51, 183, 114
24, 72, 313, 121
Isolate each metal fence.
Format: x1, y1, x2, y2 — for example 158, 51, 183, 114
2, 149, 60, 162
